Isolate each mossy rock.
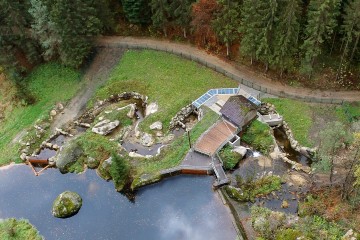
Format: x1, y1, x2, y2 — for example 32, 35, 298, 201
130, 173, 162, 191
85, 156, 100, 169
97, 157, 112, 180
52, 191, 82, 218
224, 186, 248, 202
55, 139, 83, 173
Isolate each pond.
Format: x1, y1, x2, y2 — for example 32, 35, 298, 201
0, 165, 238, 240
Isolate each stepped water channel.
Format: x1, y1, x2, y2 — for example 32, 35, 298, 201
0, 165, 239, 240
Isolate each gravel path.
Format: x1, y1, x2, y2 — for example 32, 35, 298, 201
51, 47, 125, 130
97, 36, 360, 103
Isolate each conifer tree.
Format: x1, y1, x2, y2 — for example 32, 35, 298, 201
0, 0, 41, 78
121, 0, 151, 25
213, 0, 241, 57
273, 0, 301, 76
170, 0, 193, 38
50, 0, 103, 68
341, 0, 360, 63
150, 0, 170, 36
239, 0, 261, 64
301, 0, 341, 78
29, 0, 59, 61
256, 0, 279, 71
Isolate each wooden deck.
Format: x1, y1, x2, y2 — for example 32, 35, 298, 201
194, 120, 237, 156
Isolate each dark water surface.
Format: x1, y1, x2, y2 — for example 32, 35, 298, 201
0, 165, 237, 240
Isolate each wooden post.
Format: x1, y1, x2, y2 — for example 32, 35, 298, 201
28, 161, 38, 176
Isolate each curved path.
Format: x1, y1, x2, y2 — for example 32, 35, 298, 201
97, 36, 360, 103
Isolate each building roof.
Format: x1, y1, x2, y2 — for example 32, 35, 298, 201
219, 95, 258, 127
194, 120, 237, 156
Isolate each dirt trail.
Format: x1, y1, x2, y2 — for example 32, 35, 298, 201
97, 36, 360, 102
52, 47, 125, 130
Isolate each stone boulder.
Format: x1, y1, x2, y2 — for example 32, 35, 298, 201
140, 133, 155, 147
85, 156, 100, 169
232, 146, 247, 159
52, 191, 82, 218
145, 102, 158, 116
127, 104, 136, 118
150, 121, 163, 130
55, 140, 83, 173
97, 156, 112, 180
92, 119, 119, 135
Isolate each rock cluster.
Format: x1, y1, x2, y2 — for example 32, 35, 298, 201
258, 103, 276, 115
52, 191, 82, 218
169, 104, 198, 130
97, 156, 112, 180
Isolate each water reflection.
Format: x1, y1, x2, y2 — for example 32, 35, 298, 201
0, 166, 237, 240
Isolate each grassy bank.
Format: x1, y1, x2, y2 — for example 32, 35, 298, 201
134, 109, 219, 176
94, 50, 236, 131
0, 218, 43, 240
0, 63, 81, 166
263, 98, 360, 148
262, 98, 313, 147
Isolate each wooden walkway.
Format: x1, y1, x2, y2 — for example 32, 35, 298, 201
212, 155, 230, 187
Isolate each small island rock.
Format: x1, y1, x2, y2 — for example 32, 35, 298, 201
52, 191, 82, 218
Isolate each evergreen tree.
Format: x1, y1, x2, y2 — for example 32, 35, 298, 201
273, 0, 301, 76
301, 0, 341, 77
50, 0, 103, 68
29, 0, 59, 61
121, 0, 151, 25
341, 0, 360, 63
256, 0, 279, 71
170, 0, 193, 38
0, 0, 41, 79
239, 0, 261, 64
110, 152, 130, 191
213, 0, 241, 57
150, 0, 170, 36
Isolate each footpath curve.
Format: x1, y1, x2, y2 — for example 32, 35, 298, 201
97, 36, 360, 103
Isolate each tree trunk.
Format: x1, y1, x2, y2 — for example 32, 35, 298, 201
330, 33, 336, 55
265, 62, 269, 72
350, 34, 360, 61
163, 28, 167, 38
183, 28, 187, 39
226, 42, 230, 57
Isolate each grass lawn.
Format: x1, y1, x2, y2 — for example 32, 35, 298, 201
0, 218, 43, 240
263, 98, 313, 147
0, 63, 81, 166
94, 50, 236, 131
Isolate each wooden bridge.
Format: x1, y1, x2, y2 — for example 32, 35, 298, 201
212, 155, 230, 187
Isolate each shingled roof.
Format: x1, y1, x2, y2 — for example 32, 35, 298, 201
219, 95, 258, 127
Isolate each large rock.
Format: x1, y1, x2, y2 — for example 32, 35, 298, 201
85, 156, 100, 169
97, 157, 112, 180
150, 121, 163, 130
92, 119, 119, 135
52, 191, 82, 218
140, 133, 155, 147
127, 104, 136, 118
145, 102, 158, 116
232, 146, 247, 159
55, 140, 83, 173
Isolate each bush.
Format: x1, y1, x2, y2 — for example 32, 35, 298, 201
219, 145, 241, 170
110, 152, 130, 191
242, 120, 273, 155
227, 175, 282, 202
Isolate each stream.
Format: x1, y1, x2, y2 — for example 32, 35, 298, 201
0, 165, 238, 240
